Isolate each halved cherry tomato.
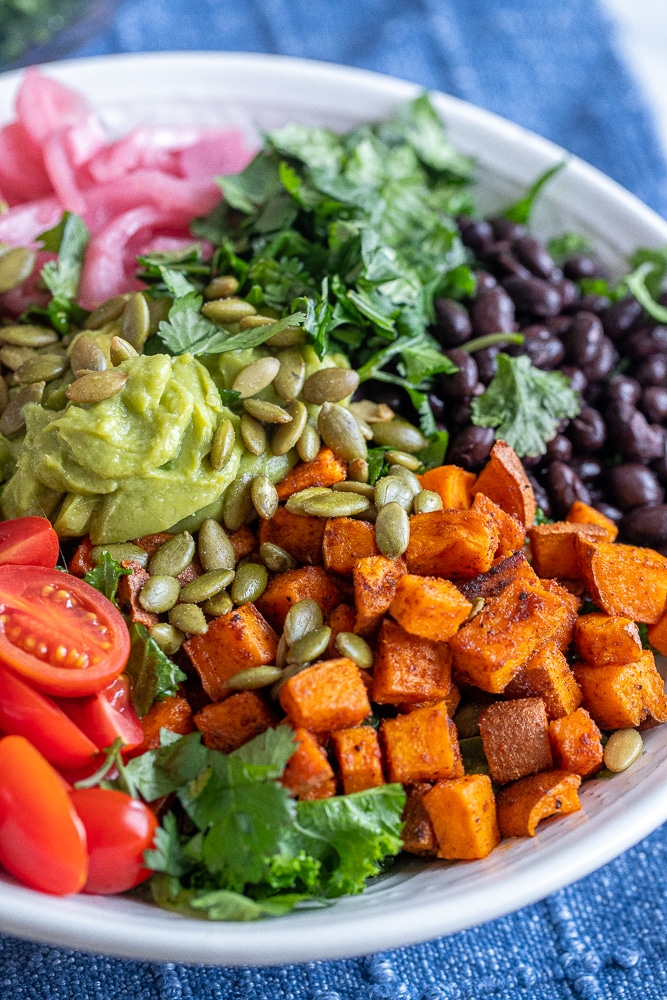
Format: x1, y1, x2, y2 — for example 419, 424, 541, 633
69, 788, 158, 895
0, 665, 98, 769
0, 516, 59, 568
0, 565, 130, 696
0, 735, 88, 895
58, 675, 143, 753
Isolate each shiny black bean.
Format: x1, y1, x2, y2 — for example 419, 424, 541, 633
471, 285, 516, 336
601, 297, 644, 341
606, 403, 665, 462
446, 426, 495, 470
433, 299, 473, 347
474, 346, 500, 385
623, 326, 667, 359
569, 457, 603, 481
620, 504, 667, 549
595, 501, 623, 525
573, 293, 611, 314
563, 256, 603, 281
605, 375, 641, 406
543, 315, 572, 337
634, 355, 667, 386
427, 393, 447, 422
490, 217, 527, 241
526, 472, 552, 518
581, 337, 617, 382
354, 380, 407, 414
560, 366, 588, 396
459, 218, 494, 254
568, 406, 606, 452
608, 464, 664, 510
522, 325, 566, 369
562, 311, 604, 367
545, 434, 573, 463
437, 350, 479, 400
502, 275, 562, 317
642, 386, 667, 424
472, 270, 497, 294
513, 235, 558, 279
552, 278, 579, 309
584, 382, 604, 407
483, 243, 532, 279
451, 399, 474, 426
544, 461, 591, 518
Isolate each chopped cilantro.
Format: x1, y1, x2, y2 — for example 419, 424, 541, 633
501, 161, 566, 224
34, 212, 90, 332
124, 623, 187, 717
83, 550, 130, 604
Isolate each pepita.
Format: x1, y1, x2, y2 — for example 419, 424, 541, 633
374, 475, 414, 511
301, 491, 370, 518
0, 247, 36, 294
413, 489, 444, 514
232, 356, 281, 398
375, 501, 410, 558
91, 543, 149, 569
251, 475, 279, 520
265, 325, 306, 348
286, 626, 331, 665
204, 274, 239, 299
169, 603, 208, 635
0, 324, 59, 348
0, 345, 35, 370
149, 531, 196, 577
334, 631, 374, 668
259, 541, 298, 573
240, 412, 267, 456
371, 417, 428, 453
121, 291, 151, 351
285, 487, 333, 515
275, 633, 289, 669
109, 336, 138, 365
198, 518, 236, 571
302, 367, 360, 404
66, 369, 128, 404
85, 294, 130, 330
283, 599, 323, 646
243, 398, 292, 424
202, 297, 256, 325
222, 475, 254, 531
180, 568, 235, 603
231, 562, 269, 605
149, 623, 185, 655
0, 376, 8, 413
349, 400, 394, 423
16, 353, 67, 385
348, 457, 370, 483
0, 381, 45, 436
210, 418, 236, 469
202, 591, 234, 617
385, 449, 422, 471
227, 665, 283, 691
332, 481, 376, 498
273, 348, 306, 401
318, 402, 368, 462
238, 315, 277, 330
271, 399, 307, 455
69, 334, 108, 374
139, 575, 181, 614
388, 465, 423, 497
603, 729, 643, 772
296, 423, 321, 463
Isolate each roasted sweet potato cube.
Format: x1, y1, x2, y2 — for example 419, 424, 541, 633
576, 538, 667, 624
325, 602, 357, 655
566, 500, 618, 541
281, 728, 336, 800
423, 774, 500, 860
538, 578, 580, 650
227, 524, 258, 562
372, 618, 452, 705
574, 649, 667, 729
648, 612, 667, 656
279, 657, 371, 732
135, 694, 195, 753
194, 691, 277, 753
381, 701, 463, 783
330, 726, 385, 794
401, 783, 438, 857
256, 565, 341, 631
450, 578, 575, 693
184, 604, 278, 702
258, 507, 325, 566
574, 613, 643, 667
504, 643, 582, 720
471, 491, 526, 558
353, 554, 406, 635
419, 464, 476, 510
458, 551, 539, 602
548, 708, 603, 776
406, 509, 499, 580
68, 536, 95, 575
116, 564, 159, 629
322, 517, 379, 575
528, 522, 608, 580
389, 574, 472, 642
473, 440, 537, 527
275, 448, 347, 500
478, 697, 553, 784
496, 770, 582, 837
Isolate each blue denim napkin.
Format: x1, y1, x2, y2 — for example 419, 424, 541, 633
2, 1, 667, 997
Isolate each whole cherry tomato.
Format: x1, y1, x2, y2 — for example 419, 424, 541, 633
0, 516, 59, 569
69, 788, 158, 895
0, 735, 88, 895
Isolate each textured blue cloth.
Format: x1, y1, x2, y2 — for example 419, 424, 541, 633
2, 2, 667, 997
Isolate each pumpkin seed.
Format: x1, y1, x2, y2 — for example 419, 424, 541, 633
385, 449, 422, 471
332, 481, 376, 498
139, 575, 181, 613
202, 591, 234, 617
180, 568, 235, 603
231, 562, 268, 605
271, 399, 307, 455
302, 367, 360, 404
223, 474, 254, 531
374, 475, 414, 511
0, 381, 45, 436
202, 297, 256, 325
296, 423, 321, 463
243, 398, 292, 424
16, 353, 67, 385
284, 599, 323, 646
210, 418, 237, 469
371, 417, 428, 453
603, 729, 643, 772
204, 274, 239, 299
70, 334, 108, 374
169, 603, 208, 635
0, 375, 8, 413
66, 370, 128, 404
348, 458, 370, 483
91, 543, 149, 569
274, 348, 306, 401
465, 597, 486, 622
413, 489, 444, 514
375, 501, 410, 558
285, 487, 332, 515
232, 356, 281, 399
0, 324, 59, 348
453, 703, 486, 740
349, 400, 394, 423
251, 474, 279, 520
318, 402, 368, 462
286, 626, 331, 665
259, 541, 298, 573
334, 631, 374, 668
275, 633, 289, 669
147, 297, 171, 335
149, 623, 185, 655
0, 247, 36, 293
149, 531, 196, 577
121, 292, 151, 351
355, 416, 374, 441
198, 518, 236, 571
302, 491, 370, 518
85, 294, 130, 330
109, 336, 138, 365
0, 345, 35, 370
265, 325, 306, 348
238, 315, 277, 330
270, 661, 310, 699
240, 412, 267, 456
388, 465, 423, 496
227, 665, 283, 691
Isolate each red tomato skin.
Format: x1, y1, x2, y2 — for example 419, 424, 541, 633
58, 683, 143, 753
0, 666, 98, 769
0, 735, 88, 895
0, 565, 130, 696
69, 788, 158, 895
0, 517, 59, 568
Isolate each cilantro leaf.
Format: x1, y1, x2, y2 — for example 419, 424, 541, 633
471, 353, 581, 457
623, 257, 667, 323
37, 212, 90, 332
83, 550, 130, 604
124, 622, 187, 717
501, 162, 566, 224
416, 429, 449, 470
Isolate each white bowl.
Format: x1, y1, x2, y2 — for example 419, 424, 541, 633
1, 51, 667, 967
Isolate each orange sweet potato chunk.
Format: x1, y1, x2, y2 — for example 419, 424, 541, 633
548, 708, 603, 777
256, 565, 341, 631
258, 507, 325, 566
406, 509, 499, 580
331, 726, 385, 794
389, 574, 472, 642
458, 551, 540, 602
528, 522, 608, 580
473, 440, 537, 527
574, 613, 643, 667
647, 612, 667, 656
471, 491, 526, 558
419, 464, 476, 510
279, 657, 371, 732
423, 774, 500, 860
381, 701, 463, 783
281, 728, 336, 800
68, 536, 95, 575
496, 770, 582, 837
228, 525, 258, 562
576, 538, 667, 624
194, 691, 277, 753
322, 517, 379, 575
401, 783, 439, 857
353, 555, 406, 635
184, 604, 278, 701
116, 564, 159, 629
371, 618, 452, 705
478, 697, 553, 784
325, 602, 357, 655
574, 649, 667, 729
275, 448, 347, 500
504, 643, 582, 720
566, 500, 618, 541
136, 695, 195, 752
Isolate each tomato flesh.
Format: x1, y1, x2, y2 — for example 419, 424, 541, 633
0, 735, 88, 895
0, 565, 130, 696
0, 517, 59, 569
58, 675, 143, 752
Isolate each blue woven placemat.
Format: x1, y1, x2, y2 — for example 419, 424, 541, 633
2, 2, 667, 997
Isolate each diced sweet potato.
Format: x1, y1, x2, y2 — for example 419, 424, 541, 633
259, 507, 325, 566
325, 602, 357, 656
406, 509, 499, 580
279, 657, 371, 732
184, 604, 278, 701
68, 536, 95, 575
458, 551, 539, 602
135, 694, 195, 752
423, 774, 500, 860
566, 500, 618, 541
353, 555, 406, 635
496, 770, 582, 837
576, 538, 667, 624
473, 440, 537, 527
548, 708, 603, 777
419, 464, 476, 510
281, 728, 336, 800
275, 448, 347, 500
574, 649, 667, 729
401, 783, 438, 857
478, 697, 552, 784
389, 574, 472, 642
528, 521, 608, 580
322, 517, 379, 575
116, 564, 159, 629
228, 524, 258, 561
574, 613, 643, 667
381, 701, 463, 783
647, 612, 667, 656
504, 643, 582, 720
372, 618, 452, 705
471, 491, 526, 558
330, 726, 385, 794
133, 532, 172, 556
450, 577, 575, 693
256, 565, 341, 631
194, 690, 277, 753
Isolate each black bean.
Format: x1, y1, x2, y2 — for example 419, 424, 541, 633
545, 435, 573, 463
584, 382, 604, 407
490, 217, 527, 241
433, 299, 473, 347
633, 355, 667, 387
475, 346, 500, 385
543, 315, 572, 337
526, 472, 552, 519
471, 286, 515, 337
605, 375, 641, 406
446, 426, 495, 470
473, 270, 498, 294
522, 325, 566, 369
594, 501, 623, 525
437, 350, 479, 400
502, 275, 562, 317
561, 366, 588, 396
601, 297, 644, 341
570, 457, 603, 481
427, 393, 447, 422
552, 278, 579, 310
642, 386, 667, 424
513, 235, 557, 279
567, 406, 607, 453
608, 463, 664, 510
483, 241, 532, 279
563, 256, 603, 281
573, 293, 611, 314
606, 403, 665, 462
451, 399, 474, 427
562, 311, 604, 367
459, 218, 494, 254
623, 325, 667, 359
581, 337, 617, 382
544, 461, 591, 518
620, 504, 667, 549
